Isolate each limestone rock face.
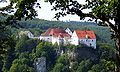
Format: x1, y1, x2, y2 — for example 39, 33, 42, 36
35, 57, 47, 72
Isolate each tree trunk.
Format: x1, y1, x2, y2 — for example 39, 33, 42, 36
115, 19, 120, 72
116, 37, 120, 72
114, 20, 120, 71
115, 1, 120, 71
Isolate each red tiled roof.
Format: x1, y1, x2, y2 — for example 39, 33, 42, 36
41, 28, 52, 36
41, 28, 71, 38
57, 33, 71, 38
75, 30, 96, 39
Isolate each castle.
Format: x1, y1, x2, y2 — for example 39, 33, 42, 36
19, 28, 96, 49
40, 28, 96, 49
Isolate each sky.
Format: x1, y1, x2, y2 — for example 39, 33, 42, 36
0, 0, 90, 22
36, 0, 89, 21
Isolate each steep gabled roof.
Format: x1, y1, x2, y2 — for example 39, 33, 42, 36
57, 33, 71, 38
41, 28, 71, 38
75, 30, 96, 39
41, 28, 52, 36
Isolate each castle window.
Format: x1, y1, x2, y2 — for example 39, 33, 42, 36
90, 43, 92, 46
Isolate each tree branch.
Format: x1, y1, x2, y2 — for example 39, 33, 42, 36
72, 9, 118, 33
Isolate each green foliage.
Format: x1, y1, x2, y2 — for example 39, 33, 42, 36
35, 42, 44, 57
35, 42, 56, 71
9, 51, 35, 72
0, 59, 2, 71
15, 19, 115, 46
15, 35, 40, 54
0, 0, 119, 71
9, 63, 34, 72
0, 37, 116, 72
17, 19, 115, 46
76, 59, 92, 72
51, 54, 70, 72
35, 42, 54, 58
57, 54, 69, 65
7, 37, 40, 72
69, 61, 78, 72
89, 59, 115, 72
15, 35, 29, 53
51, 63, 64, 72
1, 37, 15, 72
97, 43, 115, 60
88, 64, 100, 72
0, 18, 116, 72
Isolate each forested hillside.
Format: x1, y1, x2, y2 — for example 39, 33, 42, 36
1, 36, 115, 72
0, 19, 116, 72
17, 19, 115, 46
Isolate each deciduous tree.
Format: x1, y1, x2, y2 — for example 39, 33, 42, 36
46, 0, 120, 71
0, 0, 120, 71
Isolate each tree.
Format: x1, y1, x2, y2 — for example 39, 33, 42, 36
9, 53, 34, 72
15, 35, 29, 53
76, 59, 92, 72
46, 0, 119, 71
52, 54, 70, 72
57, 54, 69, 65
9, 63, 34, 72
98, 43, 115, 60
35, 42, 56, 71
51, 63, 64, 72
0, 0, 40, 56
88, 59, 115, 72
0, 0, 120, 71
69, 61, 78, 72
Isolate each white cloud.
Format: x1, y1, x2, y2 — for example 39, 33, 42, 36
0, 0, 90, 21
36, 0, 90, 21
0, 0, 10, 7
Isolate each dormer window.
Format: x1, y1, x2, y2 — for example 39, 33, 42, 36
86, 35, 88, 38
90, 43, 92, 46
